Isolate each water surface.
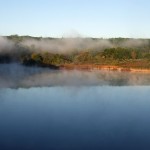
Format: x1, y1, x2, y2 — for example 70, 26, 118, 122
0, 64, 150, 150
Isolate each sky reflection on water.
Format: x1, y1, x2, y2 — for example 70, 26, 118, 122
0, 86, 150, 149
1, 64, 150, 149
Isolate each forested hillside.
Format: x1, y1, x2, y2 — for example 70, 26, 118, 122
1, 35, 150, 69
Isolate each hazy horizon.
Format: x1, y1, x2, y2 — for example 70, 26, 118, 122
2, 35, 150, 39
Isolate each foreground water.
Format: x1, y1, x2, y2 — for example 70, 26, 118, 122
0, 64, 150, 150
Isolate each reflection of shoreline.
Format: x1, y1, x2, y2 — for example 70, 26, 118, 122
1, 63, 150, 88
60, 64, 150, 73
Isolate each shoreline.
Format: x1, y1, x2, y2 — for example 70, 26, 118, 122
60, 64, 150, 73
1, 63, 150, 73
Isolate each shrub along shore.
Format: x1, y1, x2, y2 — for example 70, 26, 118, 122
1, 35, 150, 72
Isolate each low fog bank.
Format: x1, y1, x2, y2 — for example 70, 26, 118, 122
0, 36, 150, 55
0, 64, 150, 88
21, 38, 113, 53
0, 37, 15, 53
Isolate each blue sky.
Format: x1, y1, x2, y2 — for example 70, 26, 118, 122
0, 0, 150, 38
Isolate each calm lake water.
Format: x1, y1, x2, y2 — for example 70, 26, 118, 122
0, 64, 150, 150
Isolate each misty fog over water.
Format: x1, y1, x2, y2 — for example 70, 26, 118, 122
1, 0, 150, 148
1, 64, 150, 88
1, 64, 150, 150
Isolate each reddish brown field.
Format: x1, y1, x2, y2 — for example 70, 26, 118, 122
60, 61, 150, 73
